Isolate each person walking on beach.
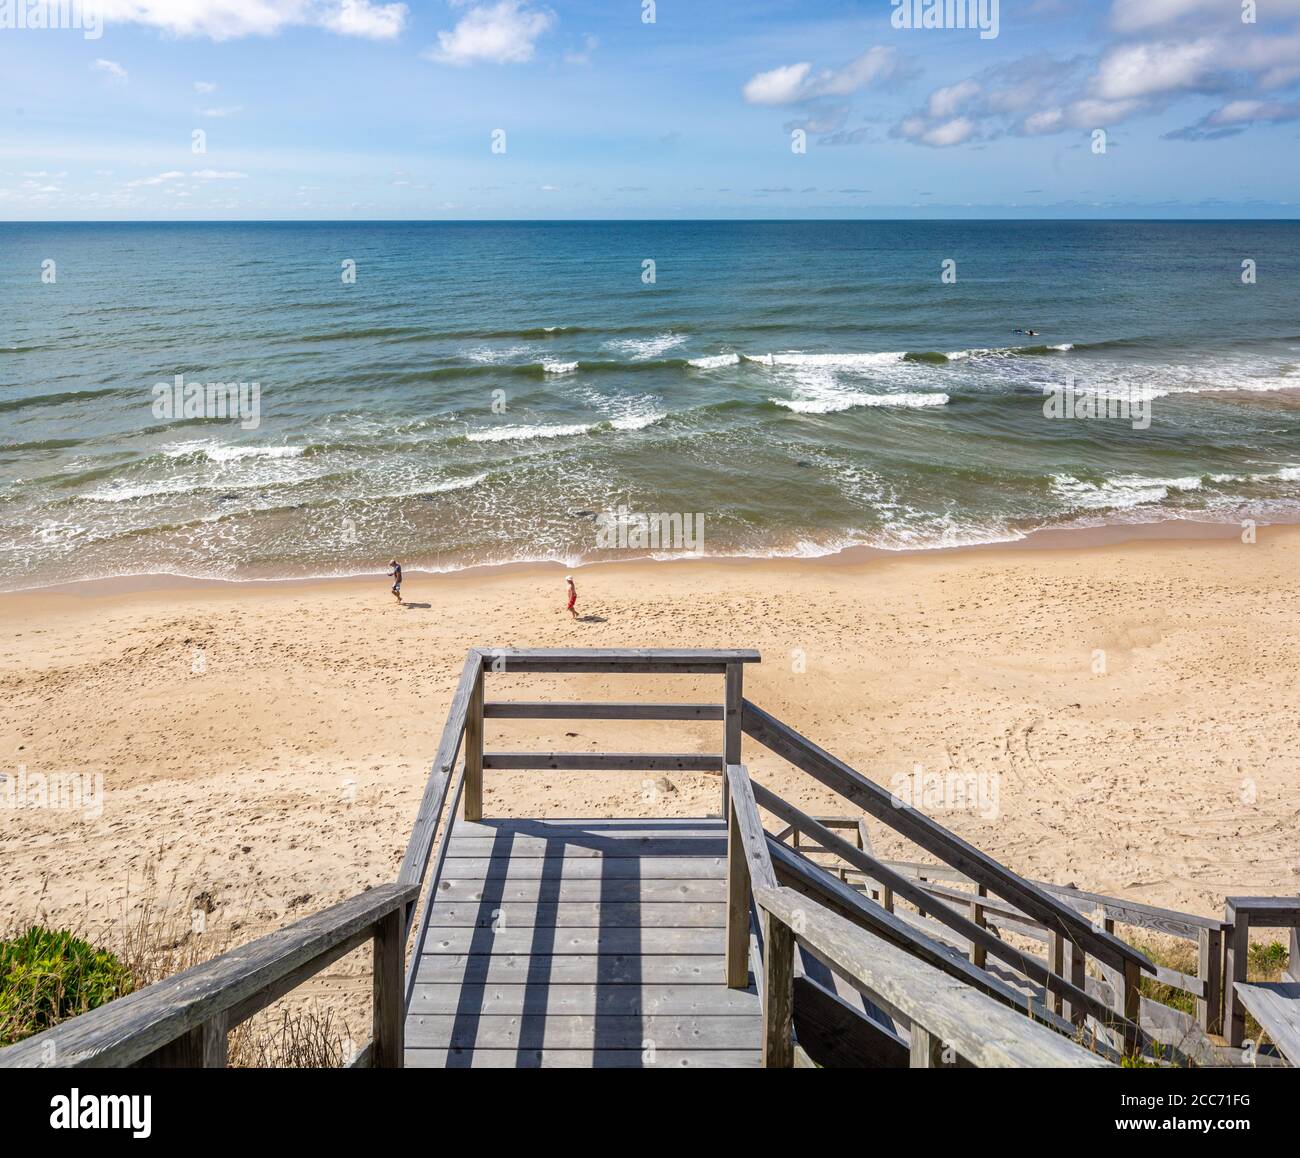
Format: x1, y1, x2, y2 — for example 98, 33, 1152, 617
387, 559, 403, 604
559, 575, 578, 619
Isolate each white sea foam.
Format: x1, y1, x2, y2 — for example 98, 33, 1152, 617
610, 411, 665, 431
543, 361, 579, 374
1051, 473, 1204, 511
163, 442, 305, 463
466, 423, 593, 443
947, 343, 1074, 360
464, 344, 532, 364
688, 353, 741, 369
745, 351, 908, 370
604, 333, 686, 360
773, 392, 949, 414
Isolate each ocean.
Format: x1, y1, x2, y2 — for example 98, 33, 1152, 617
2, 219, 1298, 589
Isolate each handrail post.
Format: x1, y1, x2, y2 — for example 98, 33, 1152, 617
721, 662, 742, 821
372, 908, 404, 1068
1198, 925, 1223, 1035
760, 906, 795, 1067
725, 797, 751, 988
909, 1024, 947, 1067
968, 885, 987, 969
463, 661, 485, 822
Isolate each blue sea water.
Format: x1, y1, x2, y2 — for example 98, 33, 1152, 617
1, 219, 1298, 588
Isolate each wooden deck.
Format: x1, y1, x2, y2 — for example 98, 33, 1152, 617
405, 817, 764, 1067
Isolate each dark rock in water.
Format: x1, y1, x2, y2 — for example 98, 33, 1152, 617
217, 493, 239, 501
795, 461, 812, 468
570, 510, 596, 519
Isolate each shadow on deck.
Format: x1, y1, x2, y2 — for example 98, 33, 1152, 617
405, 817, 762, 1068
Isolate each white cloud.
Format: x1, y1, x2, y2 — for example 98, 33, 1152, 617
200, 106, 244, 117
1208, 98, 1300, 126
98, 1, 408, 42
424, 1, 555, 66
93, 59, 128, 82
1021, 107, 1064, 134
743, 47, 904, 105
125, 168, 247, 188
321, 0, 406, 38
895, 115, 976, 148
928, 80, 980, 119
194, 81, 218, 93
1110, 0, 1300, 34
1167, 96, 1300, 139
743, 62, 813, 105
127, 170, 185, 187
1094, 38, 1220, 101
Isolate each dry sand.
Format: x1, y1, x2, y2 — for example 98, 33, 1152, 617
2, 524, 1299, 959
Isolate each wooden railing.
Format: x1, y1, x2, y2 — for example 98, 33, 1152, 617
740, 699, 1158, 1055
724, 764, 1109, 1067
0, 883, 417, 1069
847, 857, 1229, 1039
754, 885, 1111, 1068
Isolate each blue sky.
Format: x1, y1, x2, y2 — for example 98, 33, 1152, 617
2, 0, 1299, 219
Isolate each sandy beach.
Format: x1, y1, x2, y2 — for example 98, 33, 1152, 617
3, 521, 1299, 958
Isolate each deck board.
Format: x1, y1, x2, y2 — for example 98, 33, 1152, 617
442, 856, 726, 880
405, 817, 761, 1067
1234, 981, 1300, 1064
434, 878, 726, 903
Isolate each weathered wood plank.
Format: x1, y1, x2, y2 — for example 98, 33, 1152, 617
481, 753, 724, 772
451, 821, 724, 839
761, 909, 795, 1067
1226, 897, 1300, 923
408, 983, 759, 1017
1233, 981, 1300, 1064
423, 901, 725, 928
372, 907, 404, 1068
434, 878, 726, 904
483, 702, 724, 720
419, 927, 725, 956
444, 836, 727, 857
405, 1048, 760, 1068
462, 663, 485, 822
406, 1014, 761, 1050
397, 653, 481, 891
728, 765, 778, 892
756, 886, 1110, 1068
477, 647, 760, 673
443, 856, 726, 880
415, 953, 727, 986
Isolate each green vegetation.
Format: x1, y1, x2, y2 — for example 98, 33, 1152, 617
0, 926, 134, 1046
1248, 940, 1290, 979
